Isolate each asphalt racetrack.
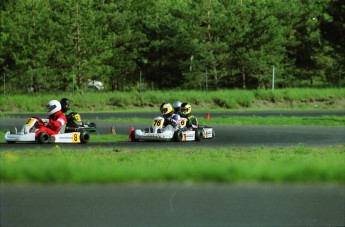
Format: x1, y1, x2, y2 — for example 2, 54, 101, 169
1, 111, 344, 226
1, 110, 345, 149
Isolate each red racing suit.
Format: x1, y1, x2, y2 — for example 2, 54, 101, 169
35, 110, 67, 137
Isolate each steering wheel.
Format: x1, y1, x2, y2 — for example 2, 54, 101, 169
31, 116, 44, 124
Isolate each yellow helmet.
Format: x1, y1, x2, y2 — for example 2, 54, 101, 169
181, 102, 192, 115
160, 103, 173, 118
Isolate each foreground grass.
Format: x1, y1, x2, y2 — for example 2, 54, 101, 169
1, 88, 344, 112
1, 146, 344, 183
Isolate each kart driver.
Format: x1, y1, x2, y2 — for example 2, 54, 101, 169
180, 102, 199, 129
60, 98, 83, 130
172, 101, 182, 115
160, 102, 181, 128
35, 100, 67, 137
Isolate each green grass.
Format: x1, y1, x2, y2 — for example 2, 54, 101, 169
1, 146, 344, 183
103, 116, 345, 126
1, 88, 344, 113
89, 134, 127, 142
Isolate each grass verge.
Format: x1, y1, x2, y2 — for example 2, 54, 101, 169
1, 146, 344, 183
1, 88, 344, 112
104, 116, 345, 126
89, 134, 127, 142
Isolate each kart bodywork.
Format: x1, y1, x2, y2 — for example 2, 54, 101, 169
65, 122, 97, 133
4, 117, 90, 144
130, 116, 214, 142
64, 112, 97, 133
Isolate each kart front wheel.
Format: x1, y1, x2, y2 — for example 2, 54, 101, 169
80, 131, 90, 144
174, 131, 183, 142
195, 129, 203, 142
37, 132, 50, 144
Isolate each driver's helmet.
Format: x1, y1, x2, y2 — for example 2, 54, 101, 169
47, 100, 62, 115
159, 102, 169, 110
160, 102, 173, 118
60, 98, 70, 112
172, 101, 182, 114
171, 114, 181, 122
181, 102, 192, 116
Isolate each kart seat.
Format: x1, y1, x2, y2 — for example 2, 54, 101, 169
60, 124, 67, 134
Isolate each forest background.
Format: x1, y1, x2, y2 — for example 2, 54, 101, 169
0, 0, 344, 93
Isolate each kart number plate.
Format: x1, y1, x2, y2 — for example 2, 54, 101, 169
74, 114, 81, 122
152, 119, 163, 127
25, 118, 35, 126
72, 133, 80, 143
204, 129, 213, 138
180, 119, 187, 127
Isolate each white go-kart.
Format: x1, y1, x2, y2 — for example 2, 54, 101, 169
130, 116, 214, 142
4, 117, 90, 144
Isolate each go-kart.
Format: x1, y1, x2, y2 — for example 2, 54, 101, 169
130, 116, 214, 142
64, 112, 97, 133
4, 117, 90, 144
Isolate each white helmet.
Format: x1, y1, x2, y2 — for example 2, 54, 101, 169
47, 100, 61, 115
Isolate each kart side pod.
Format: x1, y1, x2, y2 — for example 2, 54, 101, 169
174, 128, 203, 142
202, 127, 214, 139
51, 131, 90, 144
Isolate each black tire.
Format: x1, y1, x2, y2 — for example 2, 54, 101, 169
173, 131, 183, 142
89, 122, 97, 128
130, 130, 139, 142
195, 129, 203, 142
80, 131, 90, 144
37, 132, 50, 144
6, 141, 16, 144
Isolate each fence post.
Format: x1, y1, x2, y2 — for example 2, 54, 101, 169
272, 65, 275, 91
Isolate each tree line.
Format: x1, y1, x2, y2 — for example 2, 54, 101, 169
0, 0, 344, 93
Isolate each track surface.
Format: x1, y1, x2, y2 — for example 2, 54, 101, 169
1, 111, 344, 226
1, 110, 344, 149
1, 123, 344, 150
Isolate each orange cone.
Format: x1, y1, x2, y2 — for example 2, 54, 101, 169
128, 127, 134, 141
206, 113, 210, 120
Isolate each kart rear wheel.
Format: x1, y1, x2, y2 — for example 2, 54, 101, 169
80, 131, 90, 144
37, 132, 50, 144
